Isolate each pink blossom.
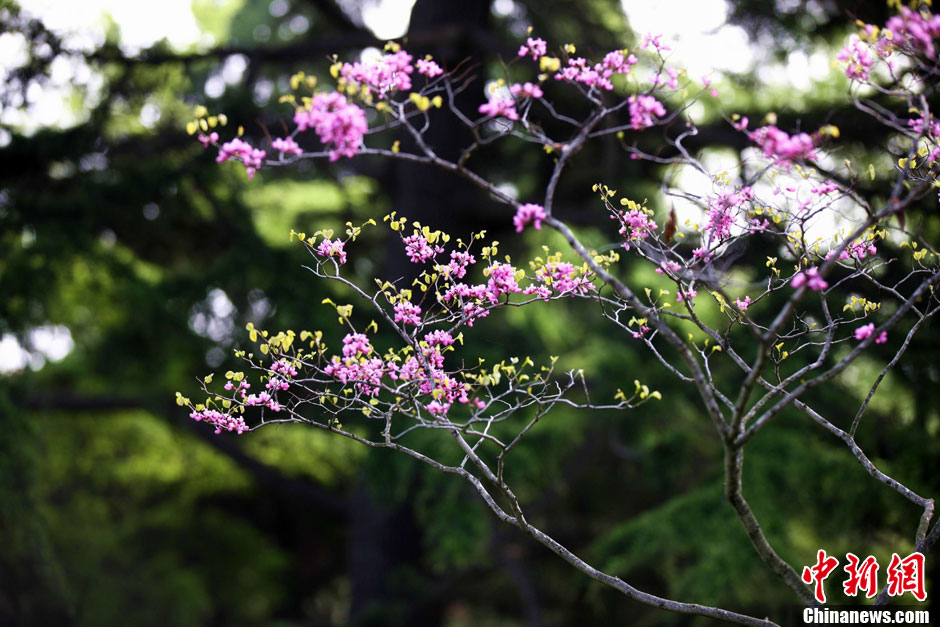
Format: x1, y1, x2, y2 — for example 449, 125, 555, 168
908, 111, 940, 138
791, 266, 828, 291
316, 238, 347, 264
885, 7, 940, 58
736, 296, 752, 312
603, 50, 638, 75
612, 207, 657, 250
518, 37, 547, 60
198, 132, 219, 147
522, 284, 553, 300
294, 91, 368, 161
639, 32, 671, 53
732, 116, 749, 132
243, 391, 272, 407
324, 355, 384, 396
424, 330, 455, 346
339, 50, 414, 96
513, 203, 547, 232
416, 58, 443, 77
479, 94, 519, 121
854, 323, 875, 341
190, 408, 249, 435
271, 359, 298, 377
553, 51, 635, 91
394, 301, 422, 326
692, 247, 712, 263
439, 250, 476, 279
485, 262, 522, 302
703, 187, 751, 243
651, 66, 680, 89
811, 181, 839, 195
271, 136, 302, 156
509, 82, 544, 99
265, 376, 290, 391
838, 36, 874, 81
656, 260, 682, 275
341, 332, 372, 358
826, 239, 877, 261
628, 95, 667, 130
403, 234, 444, 263
749, 125, 816, 166
216, 137, 266, 179
875, 331, 888, 344
534, 261, 595, 295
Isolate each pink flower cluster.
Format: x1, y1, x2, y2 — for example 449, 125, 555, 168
393, 301, 422, 326
271, 136, 303, 156
416, 58, 443, 77
811, 181, 839, 195
518, 37, 547, 60
676, 286, 697, 303
486, 262, 522, 300
265, 360, 296, 393
526, 261, 595, 298
854, 323, 888, 344
908, 111, 940, 138
322, 334, 384, 395
736, 296, 752, 312
319, 330, 475, 415
838, 36, 875, 81
190, 408, 249, 435
554, 50, 637, 91
271, 359, 298, 377
198, 132, 219, 147
826, 240, 877, 262
479, 93, 519, 121
216, 137, 266, 179
650, 66, 680, 90
791, 266, 828, 291
438, 260, 526, 326
611, 208, 658, 250
316, 238, 347, 264
339, 50, 414, 96
704, 187, 752, 242
437, 250, 476, 279
749, 125, 816, 166
513, 203, 547, 232
628, 95, 667, 130
640, 32, 671, 53
243, 390, 281, 412
324, 353, 384, 396
294, 92, 368, 161
509, 82, 544, 99
885, 7, 940, 58
403, 233, 445, 263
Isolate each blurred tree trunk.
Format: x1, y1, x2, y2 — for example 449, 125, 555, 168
348, 2, 494, 624
383, 0, 499, 281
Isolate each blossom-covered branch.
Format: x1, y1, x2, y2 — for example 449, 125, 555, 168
181, 8, 940, 623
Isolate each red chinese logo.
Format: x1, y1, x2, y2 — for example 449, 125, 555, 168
802, 550, 927, 603
802, 549, 840, 603
843, 553, 879, 598
886, 552, 926, 602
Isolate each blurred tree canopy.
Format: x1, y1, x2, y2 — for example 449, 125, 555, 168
1, 0, 938, 625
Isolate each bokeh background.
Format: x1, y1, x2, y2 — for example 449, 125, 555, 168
1, 0, 937, 625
